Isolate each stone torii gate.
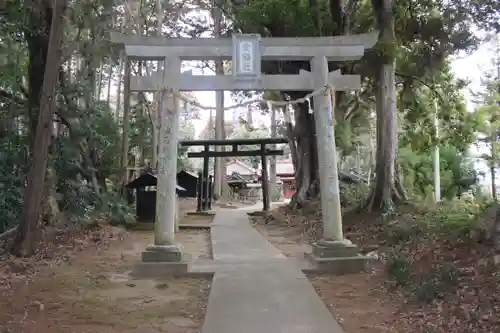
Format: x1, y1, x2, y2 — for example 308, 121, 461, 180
111, 31, 377, 273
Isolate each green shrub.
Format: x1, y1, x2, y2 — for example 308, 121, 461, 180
381, 201, 481, 303
386, 250, 412, 287
340, 182, 370, 209
413, 264, 459, 303
413, 277, 443, 302
105, 195, 136, 227
0, 139, 25, 232
382, 218, 426, 245
387, 248, 460, 303
0, 175, 23, 233
398, 145, 478, 200
414, 200, 488, 241
56, 179, 99, 217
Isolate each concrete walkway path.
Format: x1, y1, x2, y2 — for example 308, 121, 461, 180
193, 206, 346, 333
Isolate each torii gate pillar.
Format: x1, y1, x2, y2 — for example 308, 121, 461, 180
137, 57, 188, 275
306, 55, 371, 274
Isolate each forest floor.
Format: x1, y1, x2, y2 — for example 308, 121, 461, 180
0, 202, 213, 333
251, 200, 500, 333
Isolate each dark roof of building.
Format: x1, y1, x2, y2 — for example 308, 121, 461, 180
126, 173, 186, 191
178, 170, 199, 178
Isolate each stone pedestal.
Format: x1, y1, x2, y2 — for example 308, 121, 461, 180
130, 222, 155, 231
305, 239, 372, 275
175, 194, 180, 232
312, 239, 359, 257
142, 244, 184, 262
133, 244, 188, 278
247, 211, 268, 217
186, 211, 216, 217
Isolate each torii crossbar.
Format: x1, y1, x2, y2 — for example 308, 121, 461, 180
111, 31, 378, 61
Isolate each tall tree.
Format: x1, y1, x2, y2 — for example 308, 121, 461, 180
475, 39, 500, 199
213, 0, 227, 200
365, 0, 404, 211
230, 0, 360, 206
151, 0, 163, 169
120, 0, 137, 189
12, 0, 68, 256
229, 0, 498, 210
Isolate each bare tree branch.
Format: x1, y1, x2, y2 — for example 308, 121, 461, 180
395, 71, 445, 102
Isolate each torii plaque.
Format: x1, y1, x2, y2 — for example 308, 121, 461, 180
232, 34, 261, 82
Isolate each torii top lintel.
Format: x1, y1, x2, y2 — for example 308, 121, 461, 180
110, 31, 378, 61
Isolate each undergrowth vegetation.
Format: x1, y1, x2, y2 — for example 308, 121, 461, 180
381, 199, 493, 303
0, 147, 136, 235
0, 100, 137, 236
274, 172, 499, 306
268, 176, 500, 331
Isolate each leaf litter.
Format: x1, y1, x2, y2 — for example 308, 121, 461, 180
0, 222, 212, 333
252, 201, 500, 333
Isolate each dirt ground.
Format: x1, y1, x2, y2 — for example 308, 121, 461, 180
178, 215, 214, 227
177, 228, 212, 259
251, 217, 407, 333
251, 218, 311, 258
0, 226, 212, 333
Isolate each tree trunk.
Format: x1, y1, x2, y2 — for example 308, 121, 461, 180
106, 59, 113, 105
491, 139, 497, 199
151, 0, 163, 169
115, 57, 124, 119
213, 0, 227, 200
12, 0, 67, 256
366, 0, 405, 212
84, 31, 98, 104
96, 61, 104, 100
367, 112, 375, 184
290, 102, 319, 206
283, 106, 298, 168
120, 59, 131, 188
273, 0, 347, 208
151, 91, 159, 168
270, 105, 277, 200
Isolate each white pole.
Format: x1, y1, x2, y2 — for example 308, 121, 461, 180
434, 98, 441, 202
269, 102, 277, 201
154, 57, 181, 246
312, 56, 343, 242
213, 0, 225, 199
355, 143, 361, 175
